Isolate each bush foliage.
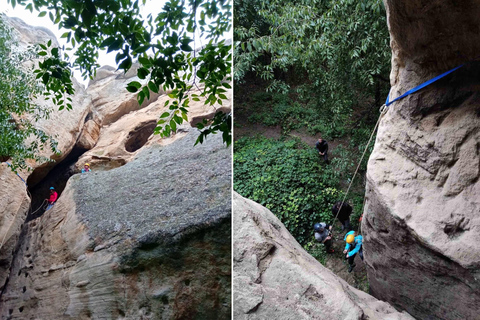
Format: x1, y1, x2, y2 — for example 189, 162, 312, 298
234, 137, 344, 245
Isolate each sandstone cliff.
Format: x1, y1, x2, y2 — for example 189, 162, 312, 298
233, 192, 414, 320
363, 1, 480, 319
0, 16, 231, 319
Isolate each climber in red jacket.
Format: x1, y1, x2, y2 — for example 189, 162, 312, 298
45, 187, 58, 211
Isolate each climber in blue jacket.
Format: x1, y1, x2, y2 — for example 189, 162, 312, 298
344, 231, 363, 273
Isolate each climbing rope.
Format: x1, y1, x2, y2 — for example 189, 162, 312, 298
29, 199, 48, 216
330, 104, 388, 229
3, 162, 27, 186
330, 62, 470, 231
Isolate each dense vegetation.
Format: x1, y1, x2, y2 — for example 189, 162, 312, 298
234, 137, 341, 244
0, 14, 58, 170
233, 0, 391, 250
8, 0, 232, 145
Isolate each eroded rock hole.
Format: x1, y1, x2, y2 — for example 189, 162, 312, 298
124, 121, 156, 153
18, 307, 23, 313
26, 145, 88, 222
22, 286, 26, 293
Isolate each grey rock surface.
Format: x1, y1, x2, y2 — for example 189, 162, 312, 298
363, 1, 480, 319
233, 192, 414, 320
0, 131, 231, 320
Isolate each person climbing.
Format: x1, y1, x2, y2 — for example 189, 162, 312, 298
81, 163, 91, 173
314, 222, 334, 253
343, 230, 363, 273
332, 200, 353, 231
315, 138, 329, 164
45, 187, 58, 211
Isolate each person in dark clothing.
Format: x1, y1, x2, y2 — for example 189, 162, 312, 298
314, 222, 334, 253
332, 201, 353, 231
315, 138, 329, 163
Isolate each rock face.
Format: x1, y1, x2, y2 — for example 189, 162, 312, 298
0, 16, 232, 319
233, 192, 414, 320
0, 164, 29, 292
363, 1, 480, 319
1, 131, 231, 319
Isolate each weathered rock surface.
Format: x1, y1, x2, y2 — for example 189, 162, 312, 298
0, 164, 29, 292
0, 16, 232, 319
233, 192, 414, 320
86, 65, 163, 128
363, 1, 480, 319
1, 131, 231, 319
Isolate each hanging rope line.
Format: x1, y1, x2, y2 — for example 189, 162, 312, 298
330, 62, 468, 231
330, 104, 388, 229
3, 162, 27, 186
385, 64, 463, 106
29, 199, 47, 216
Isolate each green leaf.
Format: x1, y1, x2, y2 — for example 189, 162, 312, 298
133, 45, 150, 54
118, 56, 132, 70
126, 85, 139, 93
180, 43, 193, 52
137, 67, 149, 79
170, 119, 177, 131
160, 112, 170, 118
38, 11, 47, 17
148, 81, 158, 93
100, 37, 117, 48
107, 39, 123, 53
128, 81, 142, 89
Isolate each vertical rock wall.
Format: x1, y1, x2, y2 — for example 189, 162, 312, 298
363, 1, 480, 319
1, 131, 231, 320
0, 16, 232, 319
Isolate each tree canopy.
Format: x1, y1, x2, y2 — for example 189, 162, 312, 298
235, 0, 390, 123
8, 0, 232, 145
0, 14, 58, 170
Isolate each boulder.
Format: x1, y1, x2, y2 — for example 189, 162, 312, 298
233, 192, 414, 320
363, 1, 480, 319
0, 131, 231, 319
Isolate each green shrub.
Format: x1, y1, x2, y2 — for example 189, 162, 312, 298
234, 137, 343, 245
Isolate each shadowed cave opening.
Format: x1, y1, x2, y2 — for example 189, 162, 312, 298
26, 145, 88, 222
125, 120, 157, 153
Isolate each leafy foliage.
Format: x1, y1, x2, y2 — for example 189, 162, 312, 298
234, 137, 343, 245
35, 39, 74, 111
234, 0, 391, 128
0, 14, 58, 170
9, 0, 233, 145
